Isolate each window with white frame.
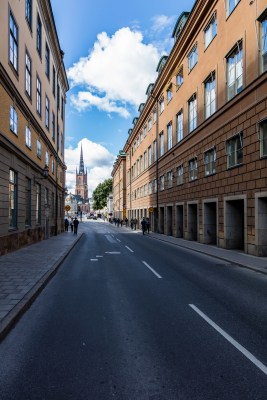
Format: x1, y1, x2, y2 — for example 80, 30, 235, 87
25, 126, 31, 148
148, 118, 152, 131
189, 157, 197, 181
159, 132, 164, 156
10, 13, 18, 71
188, 44, 198, 72
45, 43, 50, 79
9, 169, 18, 228
52, 112, 55, 141
176, 67, 183, 88
52, 159, 54, 174
226, 133, 243, 168
167, 122, 172, 150
226, 0, 240, 17
148, 146, 152, 166
36, 13, 42, 57
205, 72, 216, 118
26, 0, 32, 29
144, 126, 147, 137
176, 110, 183, 142
45, 96, 50, 129
153, 139, 157, 161
160, 175, 164, 191
37, 139, 42, 158
154, 179, 157, 193
227, 42, 243, 100
36, 76, 41, 115
204, 13, 217, 48
153, 108, 157, 123
140, 155, 143, 172
10, 106, 18, 134
260, 15, 267, 73
167, 171, 173, 188
188, 94, 197, 132
25, 51, 32, 97
167, 86, 173, 103
204, 147, 216, 176
144, 151, 147, 170
45, 150, 49, 166
140, 132, 143, 142
177, 165, 183, 185
149, 181, 153, 194
259, 119, 267, 158
159, 98, 164, 114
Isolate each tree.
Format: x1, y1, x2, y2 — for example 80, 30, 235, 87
92, 178, 112, 211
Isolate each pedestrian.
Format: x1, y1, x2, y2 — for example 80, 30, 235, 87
117, 218, 120, 227
146, 218, 150, 234
125, 217, 129, 227
70, 219, 74, 232
120, 219, 123, 227
130, 218, 134, 229
114, 218, 117, 226
133, 218, 137, 230
73, 217, 79, 234
64, 218, 69, 232
141, 217, 147, 235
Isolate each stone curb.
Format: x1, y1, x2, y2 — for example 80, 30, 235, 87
0, 233, 84, 342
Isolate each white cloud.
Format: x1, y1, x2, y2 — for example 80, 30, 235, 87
67, 27, 160, 115
65, 138, 116, 196
150, 15, 176, 33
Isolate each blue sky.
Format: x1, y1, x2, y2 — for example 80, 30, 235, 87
50, 0, 196, 195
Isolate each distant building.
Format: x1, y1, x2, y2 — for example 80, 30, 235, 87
0, 0, 69, 254
75, 144, 89, 213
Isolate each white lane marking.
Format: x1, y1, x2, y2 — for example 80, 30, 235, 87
105, 235, 117, 243
96, 255, 103, 258
90, 259, 98, 261
189, 304, 267, 375
142, 261, 162, 279
116, 239, 121, 242
125, 246, 134, 253
105, 252, 121, 254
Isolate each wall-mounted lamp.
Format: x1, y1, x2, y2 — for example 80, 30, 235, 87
33, 165, 49, 185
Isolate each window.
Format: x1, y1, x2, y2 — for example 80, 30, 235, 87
25, 178, 31, 226
137, 159, 139, 175
25, 126, 31, 148
160, 175, 164, 191
36, 183, 41, 224
167, 122, 172, 150
144, 151, 147, 169
10, 106, 18, 134
176, 67, 183, 88
167, 86, 173, 103
140, 156, 143, 173
259, 119, 267, 158
189, 158, 197, 181
45, 151, 49, 166
61, 96, 64, 120
205, 72, 216, 118
140, 132, 143, 142
159, 132, 164, 156
188, 94, 197, 132
159, 98, 164, 114
57, 83, 60, 110
188, 44, 198, 72
37, 14, 42, 57
148, 146, 152, 166
204, 147, 216, 176
45, 43, 50, 79
260, 15, 267, 72
37, 139, 42, 158
167, 171, 173, 188
149, 181, 153, 194
144, 184, 148, 196
176, 110, 183, 142
9, 13, 18, 71
153, 139, 157, 161
153, 108, 157, 123
177, 165, 183, 185
25, 0, 32, 29
61, 133, 63, 156
52, 159, 55, 174
204, 14, 217, 48
144, 126, 147, 138
52, 112, 55, 141
226, 0, 240, 17
45, 96, 50, 129
52, 66, 56, 97
36, 77, 42, 115
148, 118, 152, 131
227, 42, 243, 100
226, 133, 243, 168
154, 179, 157, 193
25, 51, 32, 97
45, 187, 49, 208
9, 169, 18, 228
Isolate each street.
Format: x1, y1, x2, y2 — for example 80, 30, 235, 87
0, 220, 267, 399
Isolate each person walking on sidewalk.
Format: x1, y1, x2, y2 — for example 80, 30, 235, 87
141, 217, 147, 235
73, 217, 79, 235
64, 218, 69, 232
133, 218, 137, 230
146, 218, 150, 234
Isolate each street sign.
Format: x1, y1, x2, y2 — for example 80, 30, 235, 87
65, 205, 71, 211
149, 207, 154, 213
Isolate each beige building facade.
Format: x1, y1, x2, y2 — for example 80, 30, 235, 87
0, 0, 69, 254
112, 151, 126, 220
112, 0, 267, 256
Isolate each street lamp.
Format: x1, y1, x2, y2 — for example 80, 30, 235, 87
33, 164, 49, 185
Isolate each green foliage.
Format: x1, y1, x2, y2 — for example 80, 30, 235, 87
92, 178, 112, 210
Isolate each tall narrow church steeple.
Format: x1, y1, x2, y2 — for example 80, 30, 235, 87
79, 144, 85, 174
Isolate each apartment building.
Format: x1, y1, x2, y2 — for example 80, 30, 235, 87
113, 0, 267, 256
112, 151, 126, 220
0, 0, 69, 254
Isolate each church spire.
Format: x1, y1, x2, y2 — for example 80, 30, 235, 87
79, 143, 85, 174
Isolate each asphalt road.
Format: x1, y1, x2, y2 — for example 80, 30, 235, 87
0, 220, 267, 399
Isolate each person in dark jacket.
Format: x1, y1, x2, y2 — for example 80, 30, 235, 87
141, 217, 147, 235
64, 218, 69, 232
73, 217, 79, 234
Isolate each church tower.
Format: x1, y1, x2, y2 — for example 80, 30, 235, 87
75, 144, 88, 201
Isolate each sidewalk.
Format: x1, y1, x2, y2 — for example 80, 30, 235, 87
0, 223, 86, 340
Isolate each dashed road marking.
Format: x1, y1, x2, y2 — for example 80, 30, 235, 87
125, 246, 134, 253
142, 261, 162, 279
